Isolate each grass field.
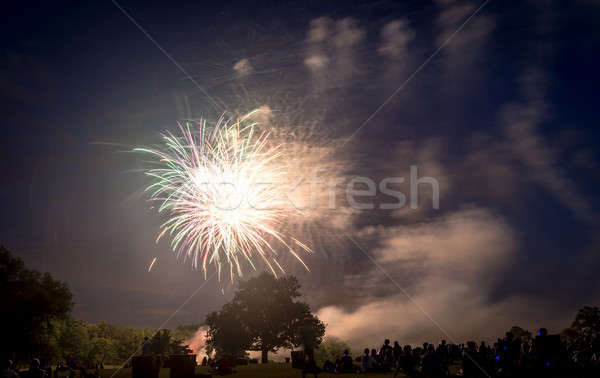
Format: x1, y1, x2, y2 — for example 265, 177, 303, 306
100, 362, 414, 377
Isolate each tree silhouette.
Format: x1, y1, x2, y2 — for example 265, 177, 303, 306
283, 302, 325, 350
508, 326, 532, 341
206, 273, 325, 363
205, 302, 251, 359
148, 329, 192, 356
562, 306, 600, 344
1, 246, 73, 361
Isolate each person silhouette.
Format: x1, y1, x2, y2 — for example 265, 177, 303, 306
301, 348, 318, 378
25, 359, 47, 378
393, 341, 402, 364
1, 360, 19, 378
380, 339, 392, 358
339, 349, 354, 373
361, 348, 372, 373
142, 336, 152, 356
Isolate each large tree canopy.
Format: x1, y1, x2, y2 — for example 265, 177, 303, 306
206, 273, 325, 363
205, 302, 251, 359
1, 246, 73, 361
508, 326, 532, 341
562, 306, 600, 346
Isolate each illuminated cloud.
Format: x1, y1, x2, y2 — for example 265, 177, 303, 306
378, 20, 415, 59
333, 18, 365, 48
308, 17, 331, 43
318, 208, 544, 348
233, 58, 253, 77
304, 55, 329, 71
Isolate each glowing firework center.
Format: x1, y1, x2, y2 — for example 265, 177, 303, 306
136, 111, 310, 281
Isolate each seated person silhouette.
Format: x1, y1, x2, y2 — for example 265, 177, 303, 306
339, 350, 354, 373
25, 359, 47, 378
1, 360, 19, 378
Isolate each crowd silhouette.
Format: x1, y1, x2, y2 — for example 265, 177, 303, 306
1, 358, 103, 378
4, 327, 600, 377
316, 328, 600, 377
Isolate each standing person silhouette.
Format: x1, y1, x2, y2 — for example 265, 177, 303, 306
142, 336, 152, 356
301, 348, 318, 378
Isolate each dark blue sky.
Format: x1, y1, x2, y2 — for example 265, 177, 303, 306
2, 0, 600, 346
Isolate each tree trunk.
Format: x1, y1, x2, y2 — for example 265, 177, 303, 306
261, 349, 268, 364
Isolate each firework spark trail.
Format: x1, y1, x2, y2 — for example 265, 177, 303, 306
148, 257, 159, 272
136, 110, 311, 281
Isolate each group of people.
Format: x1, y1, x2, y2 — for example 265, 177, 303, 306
316, 328, 600, 377
5, 328, 600, 377
459, 328, 600, 377
320, 339, 435, 376
1, 359, 103, 378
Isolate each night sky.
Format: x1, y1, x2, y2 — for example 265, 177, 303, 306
2, 0, 600, 348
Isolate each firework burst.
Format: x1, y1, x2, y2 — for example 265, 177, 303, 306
135, 110, 310, 281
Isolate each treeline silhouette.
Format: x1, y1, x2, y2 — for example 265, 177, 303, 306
3, 245, 600, 377
1, 247, 197, 370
